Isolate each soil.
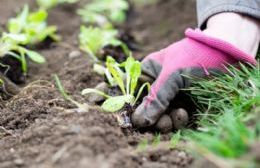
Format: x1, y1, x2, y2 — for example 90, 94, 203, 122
0, 0, 197, 168
0, 56, 25, 84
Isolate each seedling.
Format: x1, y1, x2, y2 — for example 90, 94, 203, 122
78, 0, 129, 25
54, 75, 89, 112
82, 56, 150, 127
37, 0, 79, 10
7, 5, 60, 45
79, 26, 128, 62
0, 32, 45, 73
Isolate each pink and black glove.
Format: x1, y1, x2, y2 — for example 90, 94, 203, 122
131, 28, 256, 128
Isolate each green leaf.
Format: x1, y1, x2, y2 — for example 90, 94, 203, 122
106, 56, 126, 94
28, 9, 47, 22
134, 82, 150, 104
25, 50, 46, 63
126, 57, 141, 95
54, 74, 88, 111
102, 96, 126, 112
101, 95, 133, 112
7, 5, 29, 33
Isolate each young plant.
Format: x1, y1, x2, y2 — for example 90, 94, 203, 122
37, 0, 79, 10
79, 26, 127, 62
82, 56, 150, 112
78, 0, 129, 24
7, 5, 60, 45
0, 32, 45, 73
54, 75, 89, 112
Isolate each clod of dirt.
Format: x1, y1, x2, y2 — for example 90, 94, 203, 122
154, 114, 173, 133
99, 45, 128, 63
119, 30, 140, 51
170, 108, 189, 130
0, 71, 21, 97
107, 86, 122, 97
86, 82, 109, 103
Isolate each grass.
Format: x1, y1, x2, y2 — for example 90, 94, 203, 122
188, 63, 260, 125
184, 63, 260, 165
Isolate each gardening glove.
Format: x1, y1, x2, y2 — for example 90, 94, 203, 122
131, 28, 257, 128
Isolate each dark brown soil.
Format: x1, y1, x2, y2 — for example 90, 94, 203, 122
0, 0, 197, 167
0, 56, 25, 84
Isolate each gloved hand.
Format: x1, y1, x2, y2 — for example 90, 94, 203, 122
131, 28, 257, 129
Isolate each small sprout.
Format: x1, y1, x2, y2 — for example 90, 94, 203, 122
155, 114, 173, 133
82, 56, 150, 127
7, 5, 60, 45
170, 108, 189, 130
54, 75, 89, 112
82, 56, 150, 112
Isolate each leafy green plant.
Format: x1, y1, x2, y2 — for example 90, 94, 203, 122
82, 56, 150, 112
37, 0, 79, 10
79, 26, 127, 62
0, 32, 45, 73
7, 5, 60, 45
78, 0, 129, 24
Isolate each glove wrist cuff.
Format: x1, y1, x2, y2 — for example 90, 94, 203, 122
185, 28, 257, 65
